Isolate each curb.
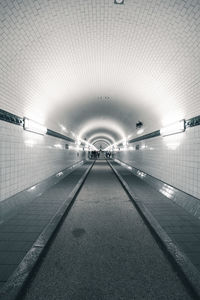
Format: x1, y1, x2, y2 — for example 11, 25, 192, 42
0, 161, 95, 300
107, 160, 200, 299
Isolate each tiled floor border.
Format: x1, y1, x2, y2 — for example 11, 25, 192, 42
0, 160, 86, 224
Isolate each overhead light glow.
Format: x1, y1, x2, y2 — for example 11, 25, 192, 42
137, 129, 144, 135
160, 120, 185, 137
60, 125, 67, 132
28, 185, 36, 191
128, 146, 135, 150
123, 139, 127, 146
24, 118, 47, 135
56, 172, 63, 177
159, 184, 175, 199
166, 142, 180, 150
71, 131, 76, 137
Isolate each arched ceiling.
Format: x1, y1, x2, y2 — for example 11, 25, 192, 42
93, 140, 110, 151
0, 0, 200, 144
89, 134, 114, 145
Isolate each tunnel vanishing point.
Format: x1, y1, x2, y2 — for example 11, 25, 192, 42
1, 0, 200, 299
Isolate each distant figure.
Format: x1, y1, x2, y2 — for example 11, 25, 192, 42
97, 151, 100, 158
105, 151, 111, 159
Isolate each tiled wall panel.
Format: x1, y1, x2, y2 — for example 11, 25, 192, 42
114, 125, 200, 199
0, 121, 86, 202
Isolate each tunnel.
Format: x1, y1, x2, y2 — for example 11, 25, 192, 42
0, 0, 200, 299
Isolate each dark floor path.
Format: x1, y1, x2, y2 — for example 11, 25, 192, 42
22, 161, 192, 300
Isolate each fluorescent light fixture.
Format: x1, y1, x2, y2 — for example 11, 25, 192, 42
24, 118, 47, 135
160, 120, 185, 137
137, 128, 144, 135
60, 124, 67, 132
123, 139, 127, 146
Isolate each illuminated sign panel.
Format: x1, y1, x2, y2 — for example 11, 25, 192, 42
23, 118, 47, 135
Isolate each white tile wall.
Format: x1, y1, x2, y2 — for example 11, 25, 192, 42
0, 121, 86, 202
114, 125, 200, 199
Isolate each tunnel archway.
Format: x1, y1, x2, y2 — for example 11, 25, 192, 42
93, 139, 110, 151
0, 0, 200, 217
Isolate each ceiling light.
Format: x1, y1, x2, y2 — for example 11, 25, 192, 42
137, 129, 144, 135
114, 0, 124, 4
24, 118, 47, 135
160, 120, 185, 137
60, 125, 66, 132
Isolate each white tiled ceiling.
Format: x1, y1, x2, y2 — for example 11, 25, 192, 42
0, 0, 200, 143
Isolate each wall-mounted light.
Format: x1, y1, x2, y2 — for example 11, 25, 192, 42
160, 119, 185, 137
23, 118, 47, 135
122, 139, 127, 146
137, 128, 144, 135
